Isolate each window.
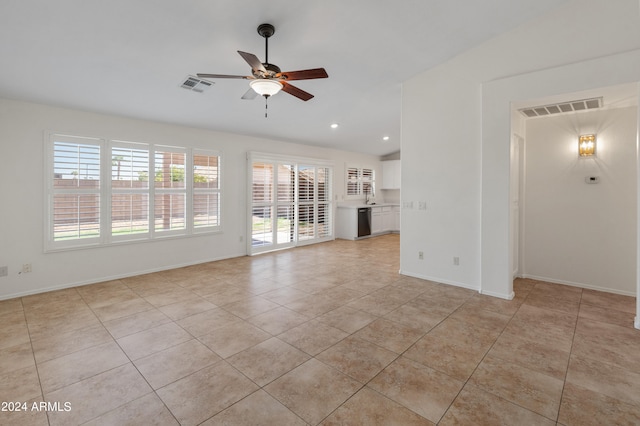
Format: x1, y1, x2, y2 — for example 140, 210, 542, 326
50, 135, 102, 247
154, 147, 186, 233
111, 142, 150, 239
346, 166, 375, 198
46, 133, 221, 251
193, 151, 221, 229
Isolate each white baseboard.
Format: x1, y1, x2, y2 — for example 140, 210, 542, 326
479, 289, 515, 300
520, 274, 636, 297
397, 270, 520, 300
398, 270, 480, 292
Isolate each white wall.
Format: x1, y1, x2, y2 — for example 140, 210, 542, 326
400, 0, 640, 297
0, 98, 381, 300
522, 107, 637, 295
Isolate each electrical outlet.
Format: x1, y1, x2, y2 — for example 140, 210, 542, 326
418, 251, 424, 260
22, 263, 32, 273
0, 266, 7, 277
453, 257, 460, 266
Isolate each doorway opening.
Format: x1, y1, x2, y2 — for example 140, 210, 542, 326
510, 83, 638, 297
248, 152, 333, 255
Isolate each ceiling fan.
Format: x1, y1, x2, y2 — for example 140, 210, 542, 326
197, 23, 328, 115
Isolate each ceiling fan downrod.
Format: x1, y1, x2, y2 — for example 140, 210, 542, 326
257, 24, 276, 118
257, 23, 275, 66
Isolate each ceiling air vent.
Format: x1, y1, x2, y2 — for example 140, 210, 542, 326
519, 97, 603, 118
180, 76, 213, 93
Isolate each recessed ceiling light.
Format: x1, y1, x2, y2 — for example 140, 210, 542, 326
382, 136, 390, 141
330, 123, 339, 129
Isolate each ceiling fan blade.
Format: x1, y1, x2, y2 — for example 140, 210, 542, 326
238, 51, 266, 73
196, 73, 251, 79
281, 82, 314, 101
277, 68, 328, 81
241, 87, 258, 100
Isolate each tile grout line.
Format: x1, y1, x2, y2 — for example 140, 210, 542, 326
556, 288, 584, 426
433, 285, 553, 424
20, 296, 52, 426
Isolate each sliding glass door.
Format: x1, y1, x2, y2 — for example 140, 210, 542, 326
249, 154, 333, 255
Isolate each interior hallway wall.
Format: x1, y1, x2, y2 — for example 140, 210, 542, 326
522, 106, 637, 295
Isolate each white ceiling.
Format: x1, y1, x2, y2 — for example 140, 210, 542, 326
0, 0, 566, 156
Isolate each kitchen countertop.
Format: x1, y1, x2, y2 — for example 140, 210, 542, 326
336, 203, 400, 209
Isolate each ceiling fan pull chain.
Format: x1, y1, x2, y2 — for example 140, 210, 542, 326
265, 96, 268, 118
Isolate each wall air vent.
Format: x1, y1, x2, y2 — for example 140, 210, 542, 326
519, 97, 603, 118
180, 76, 213, 93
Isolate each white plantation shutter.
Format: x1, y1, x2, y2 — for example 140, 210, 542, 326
49, 135, 102, 249
47, 133, 223, 251
317, 167, 331, 238
347, 166, 359, 195
248, 153, 333, 255
193, 151, 221, 230
345, 166, 375, 198
298, 166, 315, 241
276, 165, 295, 245
154, 147, 186, 233
251, 162, 274, 247
250, 161, 296, 249
298, 166, 332, 241
111, 142, 150, 239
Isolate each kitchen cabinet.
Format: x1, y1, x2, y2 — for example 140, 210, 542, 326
381, 206, 394, 231
393, 206, 400, 231
335, 207, 357, 239
372, 207, 383, 234
381, 160, 401, 189
336, 204, 399, 240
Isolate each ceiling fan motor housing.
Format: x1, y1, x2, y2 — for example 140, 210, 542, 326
254, 62, 281, 79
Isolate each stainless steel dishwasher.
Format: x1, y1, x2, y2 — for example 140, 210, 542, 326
357, 207, 371, 237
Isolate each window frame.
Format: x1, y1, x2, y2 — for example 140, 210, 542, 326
153, 145, 188, 237
46, 134, 105, 251
192, 149, 222, 233
45, 132, 222, 252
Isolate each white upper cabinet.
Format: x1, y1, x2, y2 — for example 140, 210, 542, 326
381, 160, 401, 189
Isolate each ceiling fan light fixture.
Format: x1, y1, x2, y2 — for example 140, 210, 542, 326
250, 79, 283, 97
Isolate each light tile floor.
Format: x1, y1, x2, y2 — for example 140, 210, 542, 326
1, 234, 639, 425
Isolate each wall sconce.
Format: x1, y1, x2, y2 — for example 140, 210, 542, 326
578, 134, 596, 157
